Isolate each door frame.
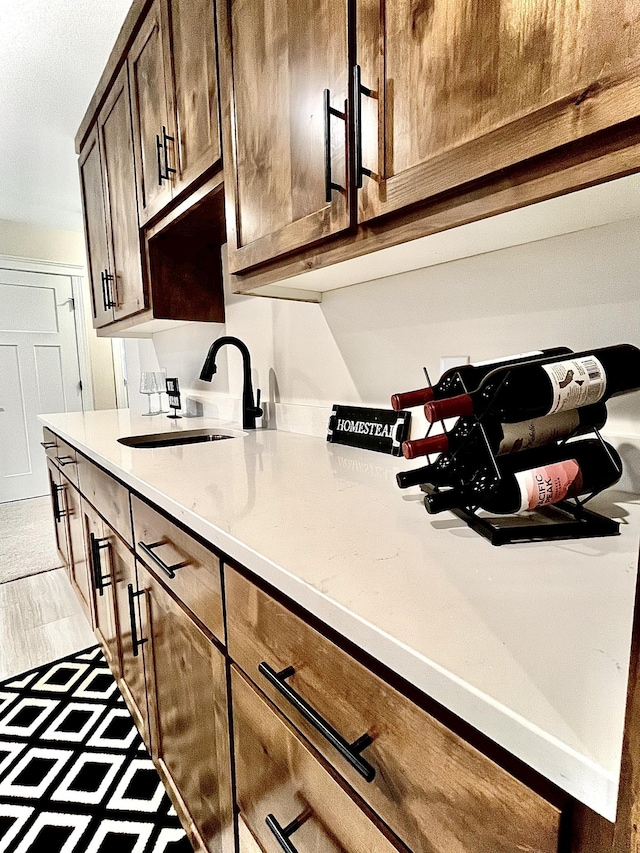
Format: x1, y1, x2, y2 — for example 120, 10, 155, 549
0, 254, 94, 411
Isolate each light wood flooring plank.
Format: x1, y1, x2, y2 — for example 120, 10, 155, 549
0, 568, 94, 681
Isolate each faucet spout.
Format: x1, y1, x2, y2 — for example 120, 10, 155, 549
199, 336, 262, 429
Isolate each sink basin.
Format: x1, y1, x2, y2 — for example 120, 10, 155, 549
118, 429, 237, 449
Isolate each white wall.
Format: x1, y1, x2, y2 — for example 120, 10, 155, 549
0, 218, 117, 410
144, 214, 640, 432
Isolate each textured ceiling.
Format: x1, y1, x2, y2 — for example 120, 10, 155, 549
0, 0, 131, 231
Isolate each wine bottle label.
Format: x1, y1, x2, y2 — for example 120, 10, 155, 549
498, 410, 581, 454
516, 459, 583, 511
543, 356, 607, 414
472, 350, 543, 367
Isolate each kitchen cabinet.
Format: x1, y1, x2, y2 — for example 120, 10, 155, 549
130, 0, 222, 226
79, 64, 146, 329
137, 561, 234, 853
355, 0, 640, 224
83, 499, 120, 676
218, 0, 351, 274
226, 565, 563, 853
46, 459, 69, 571
221, 0, 640, 297
232, 666, 402, 853
64, 479, 94, 627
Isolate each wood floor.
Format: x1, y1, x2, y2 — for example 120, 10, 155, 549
0, 568, 95, 681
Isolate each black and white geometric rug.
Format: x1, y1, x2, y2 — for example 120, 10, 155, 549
0, 646, 192, 853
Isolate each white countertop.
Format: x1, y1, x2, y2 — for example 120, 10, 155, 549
41, 409, 640, 821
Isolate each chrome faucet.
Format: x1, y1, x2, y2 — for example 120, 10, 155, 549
199, 336, 263, 429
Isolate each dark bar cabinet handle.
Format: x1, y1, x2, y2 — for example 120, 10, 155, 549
100, 270, 108, 312
258, 661, 376, 782
52, 483, 66, 522
55, 456, 75, 467
104, 272, 116, 308
323, 89, 346, 203
265, 811, 309, 853
90, 532, 111, 596
127, 583, 148, 657
138, 540, 188, 579
353, 64, 374, 189
162, 125, 176, 178
41, 441, 56, 449
156, 133, 164, 185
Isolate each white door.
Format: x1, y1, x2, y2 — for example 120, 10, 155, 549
0, 268, 83, 502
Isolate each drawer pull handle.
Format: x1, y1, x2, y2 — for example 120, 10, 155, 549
137, 540, 188, 579
265, 809, 310, 853
55, 455, 75, 466
41, 441, 56, 449
127, 584, 148, 657
52, 483, 67, 522
89, 532, 111, 596
259, 662, 376, 782
323, 88, 346, 203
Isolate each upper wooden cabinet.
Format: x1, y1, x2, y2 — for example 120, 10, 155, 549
218, 0, 351, 274
356, 0, 640, 223
79, 64, 146, 329
129, 0, 222, 226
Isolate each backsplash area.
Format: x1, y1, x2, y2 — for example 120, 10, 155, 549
124, 214, 640, 491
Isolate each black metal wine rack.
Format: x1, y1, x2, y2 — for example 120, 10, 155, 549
406, 367, 622, 546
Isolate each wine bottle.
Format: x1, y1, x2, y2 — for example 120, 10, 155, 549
402, 403, 607, 460
390, 347, 573, 410
424, 344, 640, 424
424, 439, 622, 515
396, 459, 455, 489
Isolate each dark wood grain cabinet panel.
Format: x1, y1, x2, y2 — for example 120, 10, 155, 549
218, 0, 351, 273
64, 479, 93, 628
129, 0, 175, 225
83, 498, 120, 677
164, 0, 221, 196
99, 63, 147, 321
47, 459, 69, 571
140, 563, 234, 853
78, 128, 113, 328
356, 0, 640, 222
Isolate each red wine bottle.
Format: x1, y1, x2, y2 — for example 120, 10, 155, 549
424, 345, 640, 424
424, 439, 622, 515
390, 347, 573, 410
402, 403, 607, 460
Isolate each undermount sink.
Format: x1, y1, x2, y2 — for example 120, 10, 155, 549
118, 429, 237, 449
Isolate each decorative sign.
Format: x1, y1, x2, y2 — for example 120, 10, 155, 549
165, 377, 182, 419
327, 405, 411, 456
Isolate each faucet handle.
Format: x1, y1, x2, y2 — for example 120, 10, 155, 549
254, 388, 263, 418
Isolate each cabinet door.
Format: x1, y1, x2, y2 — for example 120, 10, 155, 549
129, 0, 175, 225
140, 563, 233, 853
83, 500, 120, 677
98, 63, 147, 322
47, 459, 69, 570
110, 535, 150, 749
65, 480, 93, 627
356, 1, 640, 223
163, 0, 221, 196
219, 0, 351, 273
78, 128, 113, 328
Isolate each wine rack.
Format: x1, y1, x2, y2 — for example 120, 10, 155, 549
401, 367, 622, 546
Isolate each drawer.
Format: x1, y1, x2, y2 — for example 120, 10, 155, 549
41, 427, 59, 461
77, 455, 132, 547
226, 567, 564, 853
131, 495, 225, 643
232, 666, 401, 853
53, 438, 79, 486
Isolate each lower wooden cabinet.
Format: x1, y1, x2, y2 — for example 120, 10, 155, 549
83, 499, 120, 677
47, 459, 69, 571
232, 666, 402, 853
64, 478, 93, 627
139, 561, 234, 853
